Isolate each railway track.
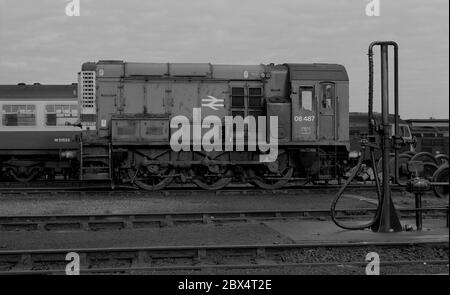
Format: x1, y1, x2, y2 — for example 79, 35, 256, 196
0, 240, 447, 275
0, 207, 448, 232
0, 182, 403, 196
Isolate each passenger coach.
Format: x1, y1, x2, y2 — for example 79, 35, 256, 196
0, 84, 81, 181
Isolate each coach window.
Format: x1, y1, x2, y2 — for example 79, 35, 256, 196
299, 87, 313, 111
45, 104, 79, 126
2, 104, 36, 126
45, 105, 56, 126
321, 83, 334, 109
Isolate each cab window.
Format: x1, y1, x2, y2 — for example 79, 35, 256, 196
391, 124, 412, 138
400, 125, 411, 138
299, 87, 313, 111
231, 86, 264, 120
321, 83, 334, 109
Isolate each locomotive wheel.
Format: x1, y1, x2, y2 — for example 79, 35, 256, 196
420, 162, 439, 180
189, 167, 232, 190
403, 151, 416, 157
394, 154, 412, 185
128, 166, 175, 191
247, 167, 293, 190
376, 154, 411, 185
9, 169, 40, 183
411, 152, 438, 165
399, 152, 414, 160
435, 154, 449, 165
432, 164, 449, 199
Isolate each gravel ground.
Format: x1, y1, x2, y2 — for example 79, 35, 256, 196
0, 190, 380, 216
45, 245, 450, 275
1, 217, 447, 250
0, 189, 437, 216
132, 264, 449, 275
391, 191, 449, 208
0, 223, 295, 250
123, 245, 449, 275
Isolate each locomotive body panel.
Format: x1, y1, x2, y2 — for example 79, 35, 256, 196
286, 64, 349, 148
88, 61, 349, 148
0, 130, 79, 152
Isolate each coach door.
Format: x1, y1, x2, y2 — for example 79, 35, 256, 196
318, 82, 336, 140
291, 81, 317, 141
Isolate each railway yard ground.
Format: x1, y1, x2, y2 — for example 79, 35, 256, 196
0, 186, 448, 275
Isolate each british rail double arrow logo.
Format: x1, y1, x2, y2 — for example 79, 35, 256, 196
201, 96, 224, 111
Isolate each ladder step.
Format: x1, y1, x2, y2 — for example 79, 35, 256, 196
82, 173, 111, 180
80, 142, 112, 181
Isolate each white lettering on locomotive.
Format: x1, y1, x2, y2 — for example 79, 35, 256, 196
294, 115, 315, 122
54, 138, 71, 143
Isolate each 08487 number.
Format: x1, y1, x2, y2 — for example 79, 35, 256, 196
294, 115, 315, 122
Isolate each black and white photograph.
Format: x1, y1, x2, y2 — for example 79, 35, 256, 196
0, 0, 448, 289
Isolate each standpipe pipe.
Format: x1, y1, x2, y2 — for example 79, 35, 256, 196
330, 147, 382, 230
331, 41, 402, 230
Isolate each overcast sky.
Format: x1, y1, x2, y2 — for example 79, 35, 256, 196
0, 0, 448, 119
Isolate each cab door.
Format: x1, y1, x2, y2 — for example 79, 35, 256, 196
291, 81, 317, 141
96, 82, 118, 137
318, 82, 336, 140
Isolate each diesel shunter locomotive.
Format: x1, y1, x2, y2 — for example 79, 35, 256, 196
77, 61, 350, 190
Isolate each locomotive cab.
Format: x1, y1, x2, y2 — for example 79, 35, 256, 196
285, 64, 349, 179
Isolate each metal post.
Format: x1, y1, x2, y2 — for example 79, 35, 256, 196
368, 47, 374, 137
415, 193, 422, 231
446, 206, 449, 228
393, 46, 400, 184
381, 44, 391, 209
371, 43, 402, 233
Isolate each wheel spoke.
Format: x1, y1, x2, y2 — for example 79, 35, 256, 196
128, 167, 174, 191
248, 167, 293, 190
432, 164, 449, 199
190, 168, 232, 190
